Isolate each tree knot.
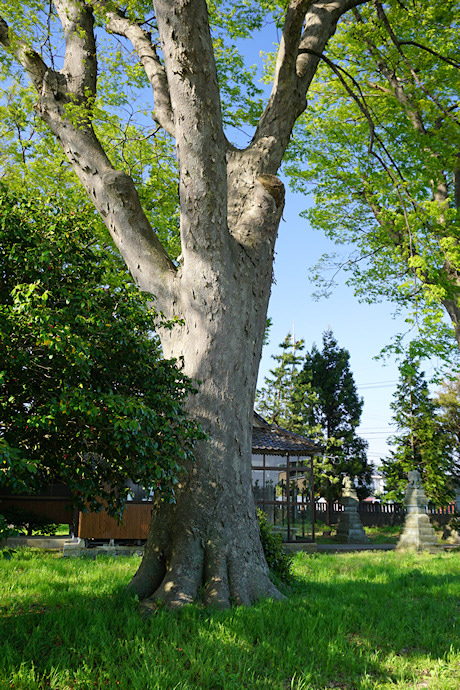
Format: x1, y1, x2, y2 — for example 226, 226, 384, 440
257, 174, 285, 208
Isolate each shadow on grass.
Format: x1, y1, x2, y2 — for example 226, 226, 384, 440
1, 550, 459, 689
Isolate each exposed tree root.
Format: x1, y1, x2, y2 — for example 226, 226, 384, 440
128, 503, 284, 611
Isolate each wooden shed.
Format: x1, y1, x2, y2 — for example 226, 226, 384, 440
252, 412, 322, 542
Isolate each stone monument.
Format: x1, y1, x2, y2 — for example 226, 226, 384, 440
335, 476, 370, 544
442, 481, 460, 544
396, 470, 438, 552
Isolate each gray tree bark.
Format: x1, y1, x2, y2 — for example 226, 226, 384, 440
0, 0, 365, 608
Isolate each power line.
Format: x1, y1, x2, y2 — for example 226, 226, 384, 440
357, 429, 396, 436
359, 426, 397, 431
357, 381, 398, 390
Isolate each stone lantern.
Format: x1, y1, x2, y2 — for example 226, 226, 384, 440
396, 470, 438, 552
335, 476, 370, 544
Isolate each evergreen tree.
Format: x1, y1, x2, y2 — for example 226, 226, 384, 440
381, 358, 453, 506
435, 377, 460, 482
293, 330, 372, 522
255, 333, 305, 428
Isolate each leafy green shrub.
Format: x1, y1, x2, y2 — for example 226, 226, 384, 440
257, 508, 293, 585
0, 512, 17, 540
0, 511, 19, 559
0, 187, 204, 517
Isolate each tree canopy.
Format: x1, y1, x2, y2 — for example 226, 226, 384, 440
256, 330, 372, 513
0, 186, 202, 517
255, 332, 305, 428
284, 1, 460, 361
433, 375, 460, 485
292, 330, 372, 507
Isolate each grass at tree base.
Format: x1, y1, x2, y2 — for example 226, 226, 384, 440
1, 548, 460, 689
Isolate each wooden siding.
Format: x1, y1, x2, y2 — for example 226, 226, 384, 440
78, 502, 153, 540
0, 496, 74, 525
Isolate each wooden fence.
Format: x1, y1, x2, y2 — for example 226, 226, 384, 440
0, 484, 77, 533
0, 495, 75, 525
315, 501, 456, 527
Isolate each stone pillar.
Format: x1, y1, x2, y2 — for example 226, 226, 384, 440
396, 470, 438, 552
335, 476, 370, 544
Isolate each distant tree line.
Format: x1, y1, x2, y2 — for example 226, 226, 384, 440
383, 356, 460, 507
257, 330, 460, 515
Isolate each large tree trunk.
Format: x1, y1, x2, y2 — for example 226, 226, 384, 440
127, 169, 286, 608
129, 376, 279, 608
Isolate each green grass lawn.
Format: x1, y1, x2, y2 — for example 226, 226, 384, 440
313, 525, 402, 545
363, 525, 402, 544
314, 523, 450, 546
0, 548, 459, 689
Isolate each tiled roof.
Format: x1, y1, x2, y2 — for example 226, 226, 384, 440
252, 418, 322, 456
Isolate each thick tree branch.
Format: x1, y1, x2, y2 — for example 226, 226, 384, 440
454, 162, 460, 210
250, 0, 368, 172
54, 0, 97, 101
227, 0, 368, 253
90, 0, 175, 137
153, 0, 230, 260
442, 297, 460, 349
0, 9, 177, 309
263, 0, 311, 138
0, 18, 48, 92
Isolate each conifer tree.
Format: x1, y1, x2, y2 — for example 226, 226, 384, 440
255, 333, 305, 428
293, 330, 371, 523
435, 377, 460, 482
381, 358, 453, 506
